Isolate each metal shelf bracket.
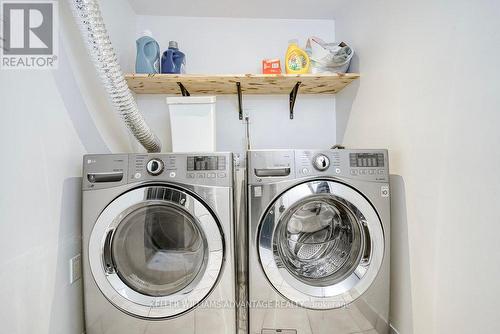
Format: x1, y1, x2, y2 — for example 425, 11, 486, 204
236, 82, 243, 120
177, 82, 190, 96
289, 82, 301, 119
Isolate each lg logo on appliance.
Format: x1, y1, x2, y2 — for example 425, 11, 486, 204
1, 1, 58, 69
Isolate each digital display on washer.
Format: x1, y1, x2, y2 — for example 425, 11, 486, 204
350, 153, 385, 167
187, 156, 225, 171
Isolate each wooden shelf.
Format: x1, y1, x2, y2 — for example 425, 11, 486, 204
125, 73, 359, 119
125, 73, 359, 95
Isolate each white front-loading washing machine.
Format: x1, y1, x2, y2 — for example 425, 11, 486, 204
82, 153, 236, 334
247, 149, 390, 334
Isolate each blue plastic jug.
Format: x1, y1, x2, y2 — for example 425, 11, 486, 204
161, 41, 186, 74
135, 31, 160, 74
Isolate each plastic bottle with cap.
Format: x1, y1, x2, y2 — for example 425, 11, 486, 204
161, 41, 186, 74
285, 39, 310, 74
135, 30, 160, 74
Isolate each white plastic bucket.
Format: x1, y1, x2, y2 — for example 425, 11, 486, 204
166, 96, 216, 152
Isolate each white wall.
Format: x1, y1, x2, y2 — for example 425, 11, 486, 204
135, 16, 337, 153
128, 0, 345, 19
0, 1, 135, 333
334, 1, 500, 333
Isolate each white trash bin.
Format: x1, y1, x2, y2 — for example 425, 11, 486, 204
166, 96, 216, 152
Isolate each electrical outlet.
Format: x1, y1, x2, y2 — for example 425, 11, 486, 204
70, 254, 82, 284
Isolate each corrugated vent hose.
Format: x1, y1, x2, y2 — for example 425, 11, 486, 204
67, 0, 162, 153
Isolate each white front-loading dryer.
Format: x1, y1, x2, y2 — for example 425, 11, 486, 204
248, 149, 391, 334
82, 153, 236, 334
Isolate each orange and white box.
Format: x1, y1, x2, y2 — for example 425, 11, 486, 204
262, 59, 282, 74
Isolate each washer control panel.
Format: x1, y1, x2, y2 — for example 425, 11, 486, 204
247, 149, 388, 185
296, 149, 388, 182
347, 152, 386, 177
247, 150, 295, 184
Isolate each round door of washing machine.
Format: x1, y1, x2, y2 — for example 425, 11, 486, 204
258, 179, 384, 310
89, 185, 224, 319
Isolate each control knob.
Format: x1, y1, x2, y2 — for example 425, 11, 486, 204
313, 154, 330, 171
146, 158, 164, 176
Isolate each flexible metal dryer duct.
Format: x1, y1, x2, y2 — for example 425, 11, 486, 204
68, 0, 162, 152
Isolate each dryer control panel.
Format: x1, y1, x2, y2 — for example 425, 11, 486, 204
248, 149, 389, 185
129, 153, 231, 187
83, 153, 232, 190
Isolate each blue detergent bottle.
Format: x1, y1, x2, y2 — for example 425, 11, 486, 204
161, 41, 186, 74
135, 30, 160, 74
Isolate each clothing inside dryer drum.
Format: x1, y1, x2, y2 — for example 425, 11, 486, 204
278, 197, 364, 286
112, 204, 207, 297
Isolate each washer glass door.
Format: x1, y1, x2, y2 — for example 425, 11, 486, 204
279, 197, 363, 287
90, 185, 224, 319
258, 180, 384, 309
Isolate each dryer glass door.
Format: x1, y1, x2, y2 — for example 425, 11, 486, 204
111, 204, 207, 297
258, 180, 384, 309
89, 185, 224, 319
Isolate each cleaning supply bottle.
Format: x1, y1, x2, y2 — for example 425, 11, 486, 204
285, 40, 310, 74
135, 30, 160, 74
161, 41, 186, 74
